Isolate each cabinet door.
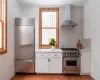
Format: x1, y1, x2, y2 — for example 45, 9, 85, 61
37, 58, 49, 73
81, 52, 91, 75
50, 58, 62, 73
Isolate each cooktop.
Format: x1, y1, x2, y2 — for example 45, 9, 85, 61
61, 48, 79, 51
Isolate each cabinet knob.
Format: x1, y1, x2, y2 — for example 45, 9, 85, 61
54, 55, 57, 56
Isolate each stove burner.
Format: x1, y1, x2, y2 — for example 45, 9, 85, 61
61, 48, 79, 51
61, 48, 81, 57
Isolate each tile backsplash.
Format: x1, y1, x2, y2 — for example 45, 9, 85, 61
59, 6, 84, 48
82, 39, 91, 49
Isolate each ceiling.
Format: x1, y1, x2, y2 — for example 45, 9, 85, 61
17, 0, 88, 6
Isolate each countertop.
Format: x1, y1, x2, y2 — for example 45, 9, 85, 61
35, 49, 63, 53
79, 48, 91, 52
35, 48, 91, 52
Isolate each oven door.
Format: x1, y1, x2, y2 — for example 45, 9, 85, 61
63, 57, 80, 71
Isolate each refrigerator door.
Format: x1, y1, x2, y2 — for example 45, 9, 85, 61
15, 18, 35, 26
15, 25, 35, 60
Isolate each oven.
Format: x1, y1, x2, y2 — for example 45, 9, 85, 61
63, 57, 80, 74
61, 48, 81, 74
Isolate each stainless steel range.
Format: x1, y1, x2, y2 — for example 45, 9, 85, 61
61, 48, 81, 74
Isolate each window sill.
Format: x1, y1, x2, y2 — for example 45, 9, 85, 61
39, 45, 59, 49
0, 50, 7, 54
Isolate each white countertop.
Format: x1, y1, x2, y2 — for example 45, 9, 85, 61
79, 48, 91, 52
35, 49, 63, 53
35, 48, 91, 52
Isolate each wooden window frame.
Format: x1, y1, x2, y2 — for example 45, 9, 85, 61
0, 0, 7, 54
39, 8, 59, 48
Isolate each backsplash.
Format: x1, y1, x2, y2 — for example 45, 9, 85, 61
59, 6, 84, 48
82, 39, 91, 49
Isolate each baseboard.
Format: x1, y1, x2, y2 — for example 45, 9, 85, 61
80, 73, 90, 75
15, 72, 36, 75
36, 73, 62, 75
90, 75, 95, 80
10, 73, 15, 80
2, 71, 15, 80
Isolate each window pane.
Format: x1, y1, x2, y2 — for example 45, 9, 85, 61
0, 0, 2, 20
2, 0, 5, 21
42, 29, 56, 45
42, 11, 56, 27
0, 37, 1, 48
0, 22, 2, 48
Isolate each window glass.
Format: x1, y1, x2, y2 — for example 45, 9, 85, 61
42, 12, 56, 27
42, 29, 56, 45
0, 22, 2, 48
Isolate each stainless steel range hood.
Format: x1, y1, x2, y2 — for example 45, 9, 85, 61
61, 5, 77, 27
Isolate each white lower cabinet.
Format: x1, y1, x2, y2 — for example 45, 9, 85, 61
36, 52, 62, 73
37, 58, 48, 73
80, 51, 91, 75
50, 58, 62, 73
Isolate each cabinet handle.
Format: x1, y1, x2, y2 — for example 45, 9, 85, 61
48, 59, 50, 62
54, 55, 57, 56
41, 55, 44, 56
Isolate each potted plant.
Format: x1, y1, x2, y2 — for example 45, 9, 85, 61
49, 38, 56, 50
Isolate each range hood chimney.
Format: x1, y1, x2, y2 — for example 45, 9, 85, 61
61, 5, 77, 27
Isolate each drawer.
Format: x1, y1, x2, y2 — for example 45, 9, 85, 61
15, 60, 34, 73
50, 53, 62, 57
36, 53, 49, 57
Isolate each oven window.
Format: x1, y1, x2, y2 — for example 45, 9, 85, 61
66, 60, 77, 66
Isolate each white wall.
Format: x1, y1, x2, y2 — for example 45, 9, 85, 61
84, 1, 91, 39
90, 0, 100, 79
19, 5, 84, 49
59, 6, 84, 48
0, 0, 20, 80
84, 0, 100, 80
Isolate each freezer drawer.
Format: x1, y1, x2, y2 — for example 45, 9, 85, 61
15, 59, 35, 73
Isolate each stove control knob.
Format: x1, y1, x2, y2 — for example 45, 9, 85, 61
67, 53, 69, 56
64, 53, 66, 55
77, 53, 79, 56
73, 53, 74, 56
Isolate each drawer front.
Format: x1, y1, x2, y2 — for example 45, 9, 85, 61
36, 53, 49, 57
15, 60, 34, 73
50, 53, 62, 57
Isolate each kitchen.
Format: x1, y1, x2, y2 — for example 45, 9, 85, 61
0, 0, 95, 80
14, 2, 91, 78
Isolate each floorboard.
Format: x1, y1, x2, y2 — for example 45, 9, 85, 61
11, 74, 93, 80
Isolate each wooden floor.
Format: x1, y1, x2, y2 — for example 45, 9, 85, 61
11, 74, 93, 80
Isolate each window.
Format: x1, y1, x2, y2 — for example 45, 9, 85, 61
0, 0, 7, 54
39, 8, 59, 48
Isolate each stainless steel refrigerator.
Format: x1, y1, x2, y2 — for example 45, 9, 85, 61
15, 18, 35, 73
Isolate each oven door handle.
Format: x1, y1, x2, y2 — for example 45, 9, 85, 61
64, 57, 78, 61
